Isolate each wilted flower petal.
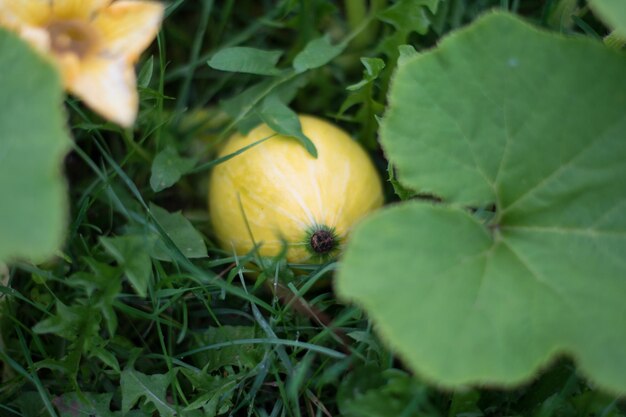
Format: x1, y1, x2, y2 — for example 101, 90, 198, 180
0, 0, 50, 27
94, 1, 164, 61
70, 56, 137, 127
0, 0, 164, 128
52, 0, 113, 19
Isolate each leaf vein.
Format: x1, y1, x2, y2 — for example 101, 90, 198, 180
501, 115, 626, 214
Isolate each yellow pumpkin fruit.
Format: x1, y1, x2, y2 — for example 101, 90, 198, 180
208, 115, 383, 263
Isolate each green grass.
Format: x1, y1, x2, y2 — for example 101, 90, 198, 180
1, 0, 625, 416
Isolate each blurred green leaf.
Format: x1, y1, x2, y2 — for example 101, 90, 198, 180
137, 56, 155, 88
101, 235, 153, 297
338, 366, 427, 417
397, 44, 418, 65
90, 343, 121, 373
387, 163, 417, 201
150, 146, 196, 192
535, 394, 577, 417
571, 390, 623, 417
375, 0, 440, 65
346, 58, 385, 91
121, 369, 177, 417
13, 392, 47, 417
33, 302, 99, 342
192, 326, 260, 371
448, 390, 482, 417
54, 393, 115, 417
545, 0, 578, 30
338, 12, 626, 393
338, 57, 386, 148
590, 0, 626, 37
257, 94, 317, 157
150, 203, 207, 261
220, 75, 306, 133
378, 0, 440, 36
181, 368, 239, 415
0, 28, 70, 263
208, 46, 283, 75
293, 34, 345, 73
66, 259, 122, 335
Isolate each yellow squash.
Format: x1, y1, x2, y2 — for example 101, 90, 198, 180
208, 115, 383, 263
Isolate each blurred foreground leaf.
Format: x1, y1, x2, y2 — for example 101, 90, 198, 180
337, 12, 626, 393
0, 28, 71, 262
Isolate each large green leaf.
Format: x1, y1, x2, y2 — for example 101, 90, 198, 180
336, 12, 626, 393
0, 29, 70, 262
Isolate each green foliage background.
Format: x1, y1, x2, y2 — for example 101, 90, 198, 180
1, 1, 625, 416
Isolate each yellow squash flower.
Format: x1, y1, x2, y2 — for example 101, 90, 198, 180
0, 0, 164, 127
